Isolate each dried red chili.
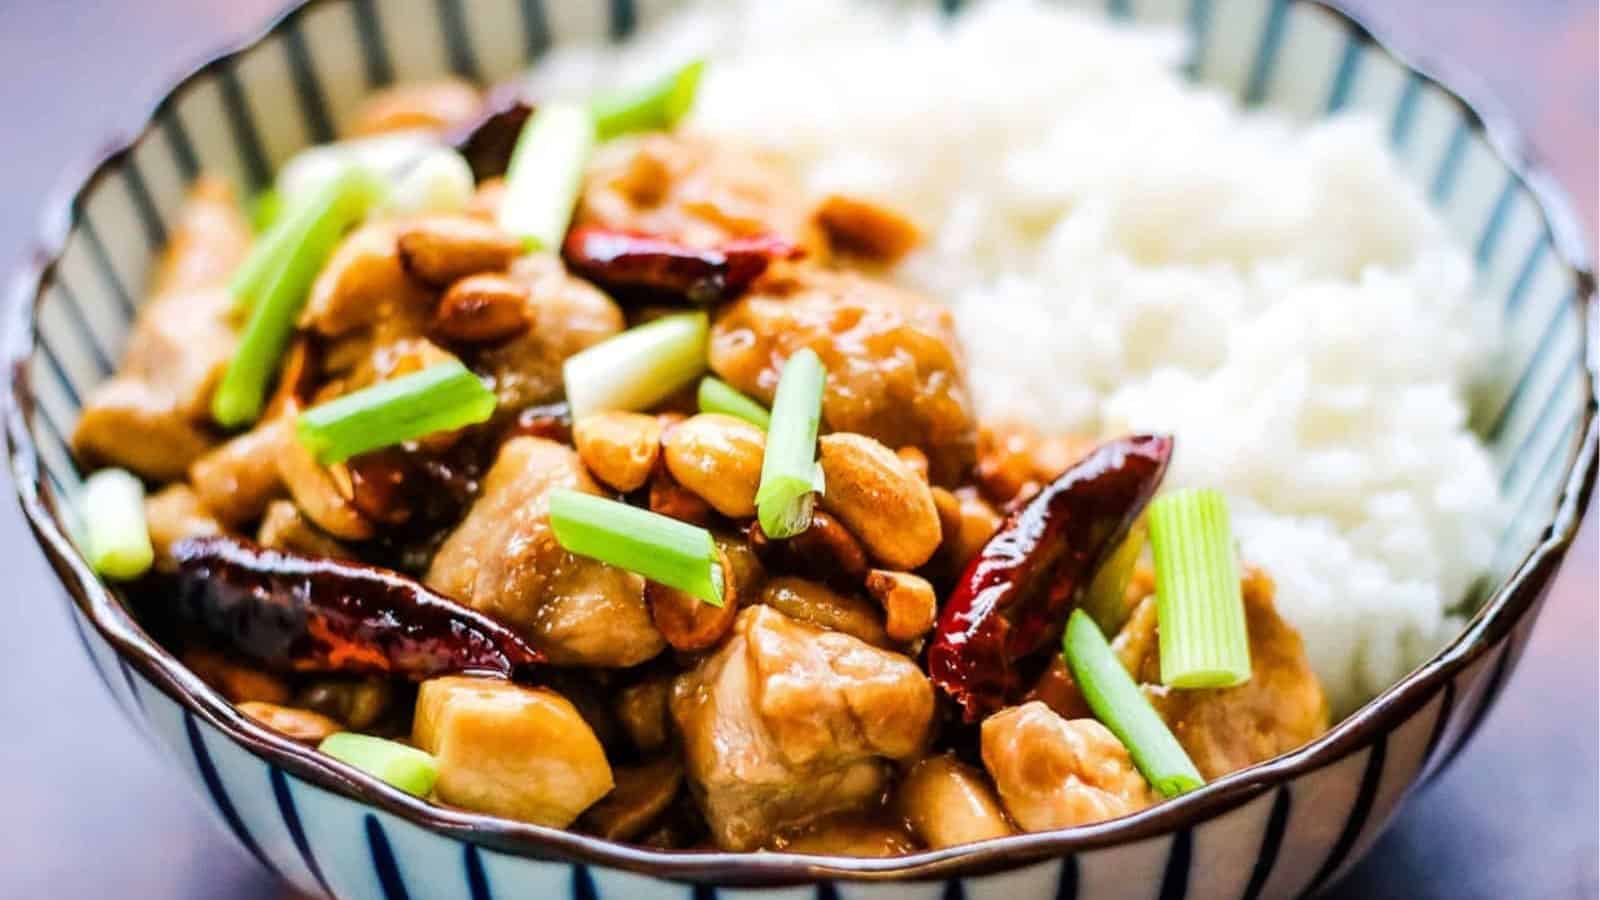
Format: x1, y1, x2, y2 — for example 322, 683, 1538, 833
562, 226, 802, 304
927, 434, 1173, 721
170, 536, 542, 680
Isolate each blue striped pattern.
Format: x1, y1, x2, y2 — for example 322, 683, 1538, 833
9, 2, 1592, 899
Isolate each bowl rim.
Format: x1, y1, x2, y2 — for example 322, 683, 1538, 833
3, 0, 1596, 886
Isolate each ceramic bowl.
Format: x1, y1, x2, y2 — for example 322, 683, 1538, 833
4, 1, 1595, 898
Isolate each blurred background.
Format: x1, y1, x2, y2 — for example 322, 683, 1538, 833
0, 1, 1593, 898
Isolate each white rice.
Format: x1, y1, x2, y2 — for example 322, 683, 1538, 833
535, 0, 1504, 714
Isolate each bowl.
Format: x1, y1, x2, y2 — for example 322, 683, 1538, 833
4, 0, 1595, 898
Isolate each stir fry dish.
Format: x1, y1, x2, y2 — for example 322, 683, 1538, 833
68, 65, 1329, 855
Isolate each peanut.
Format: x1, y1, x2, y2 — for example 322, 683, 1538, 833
300, 222, 431, 337
648, 468, 714, 527
817, 433, 942, 569
433, 273, 531, 344
397, 215, 523, 286
896, 446, 930, 482
745, 509, 867, 589
347, 78, 483, 137
815, 193, 923, 263
573, 411, 662, 493
237, 702, 343, 744
662, 413, 766, 519
760, 576, 888, 647
276, 434, 376, 540
864, 569, 938, 642
648, 545, 739, 652
182, 649, 289, 705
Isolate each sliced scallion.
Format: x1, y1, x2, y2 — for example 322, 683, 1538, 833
754, 348, 825, 539
1063, 609, 1204, 799
562, 312, 708, 418
318, 733, 439, 797
497, 102, 596, 251
295, 360, 496, 464
79, 468, 153, 580
548, 489, 724, 607
697, 376, 771, 430
1080, 515, 1147, 635
248, 188, 282, 234
592, 59, 706, 141
1148, 488, 1251, 689
215, 165, 386, 427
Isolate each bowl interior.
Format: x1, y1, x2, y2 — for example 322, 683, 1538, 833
4, 0, 1596, 882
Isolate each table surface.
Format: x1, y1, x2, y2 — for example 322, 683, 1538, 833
0, 2, 1593, 898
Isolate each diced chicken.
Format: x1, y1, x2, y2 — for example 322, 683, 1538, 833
670, 605, 935, 851
476, 254, 625, 414
144, 484, 223, 571
709, 267, 976, 484
71, 177, 249, 480
981, 701, 1155, 832
413, 676, 613, 828
425, 437, 664, 667
188, 419, 288, 526
896, 754, 1015, 849
579, 133, 826, 255
299, 221, 433, 338
1118, 568, 1329, 780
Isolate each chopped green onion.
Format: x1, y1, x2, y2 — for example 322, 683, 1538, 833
230, 163, 384, 314
79, 468, 153, 580
497, 102, 596, 251
295, 360, 496, 464
548, 489, 724, 607
215, 166, 386, 427
1063, 609, 1204, 799
754, 348, 826, 539
248, 189, 282, 234
563, 312, 708, 418
318, 733, 439, 797
697, 376, 771, 430
592, 59, 707, 141
1080, 515, 1147, 635
1148, 488, 1251, 689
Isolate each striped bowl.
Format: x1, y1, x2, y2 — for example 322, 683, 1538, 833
4, 1, 1595, 898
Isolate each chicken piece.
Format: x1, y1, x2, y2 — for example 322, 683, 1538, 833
144, 484, 223, 571
71, 177, 250, 480
896, 754, 1015, 849
975, 421, 1097, 506
188, 419, 288, 526
579, 133, 825, 255
981, 701, 1154, 832
476, 254, 625, 415
1118, 568, 1329, 780
776, 814, 920, 857
256, 500, 350, 559
425, 437, 664, 667
671, 605, 935, 851
414, 676, 614, 828
709, 267, 976, 484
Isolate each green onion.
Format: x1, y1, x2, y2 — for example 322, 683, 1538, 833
318, 733, 438, 798
295, 360, 496, 464
1063, 609, 1204, 799
1148, 488, 1251, 689
754, 349, 825, 539
1080, 515, 1147, 635
548, 489, 724, 606
592, 59, 707, 141
697, 376, 771, 430
563, 312, 708, 418
497, 102, 596, 251
214, 166, 386, 427
79, 468, 153, 580
248, 188, 282, 234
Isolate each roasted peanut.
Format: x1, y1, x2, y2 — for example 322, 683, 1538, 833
296, 678, 394, 730
276, 433, 377, 540
975, 422, 1096, 505
237, 702, 343, 744
648, 468, 714, 527
300, 222, 431, 337
947, 486, 1001, 569
257, 499, 350, 559
182, 649, 290, 705
662, 413, 766, 519
347, 77, 483, 136
896, 754, 1014, 849
817, 433, 942, 569
864, 569, 937, 642
746, 509, 868, 590
616, 677, 673, 753
189, 419, 288, 526
896, 446, 930, 482
397, 215, 523, 286
760, 576, 888, 647
432, 273, 531, 343
144, 485, 223, 571
579, 756, 685, 842
648, 545, 739, 651
815, 193, 923, 263
573, 411, 663, 493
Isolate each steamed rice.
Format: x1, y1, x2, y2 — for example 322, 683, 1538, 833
534, 0, 1503, 714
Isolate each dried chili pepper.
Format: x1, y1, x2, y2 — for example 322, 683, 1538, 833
927, 434, 1173, 721
170, 536, 541, 680
562, 226, 802, 304
447, 82, 532, 180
